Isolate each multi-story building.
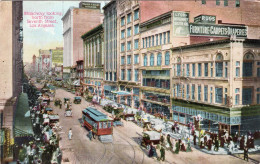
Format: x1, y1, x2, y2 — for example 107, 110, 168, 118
82, 24, 104, 97
117, 0, 141, 108
172, 38, 260, 135
39, 49, 51, 74
62, 2, 103, 83
0, 1, 23, 162
139, 11, 172, 117
103, 1, 118, 101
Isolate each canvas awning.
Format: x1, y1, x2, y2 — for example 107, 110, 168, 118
112, 91, 132, 96
14, 93, 34, 138
73, 80, 80, 86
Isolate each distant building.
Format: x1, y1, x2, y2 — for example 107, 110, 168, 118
62, 2, 103, 83
39, 49, 51, 74
82, 24, 104, 97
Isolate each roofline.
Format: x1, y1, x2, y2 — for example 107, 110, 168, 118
61, 7, 75, 21
140, 10, 172, 27
103, 0, 116, 10
81, 24, 103, 39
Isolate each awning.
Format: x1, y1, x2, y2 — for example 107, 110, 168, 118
14, 93, 34, 138
73, 80, 80, 86
112, 91, 132, 96
104, 85, 112, 91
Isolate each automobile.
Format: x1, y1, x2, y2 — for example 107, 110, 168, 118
64, 109, 72, 117
141, 131, 161, 150
73, 96, 81, 104
54, 98, 61, 106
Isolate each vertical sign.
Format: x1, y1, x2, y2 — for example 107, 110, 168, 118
173, 11, 189, 37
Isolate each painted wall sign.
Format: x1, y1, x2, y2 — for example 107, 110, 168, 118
189, 23, 247, 37
52, 49, 63, 64
173, 11, 189, 37
79, 2, 100, 10
194, 15, 216, 24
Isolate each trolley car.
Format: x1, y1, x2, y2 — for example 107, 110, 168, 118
82, 107, 113, 143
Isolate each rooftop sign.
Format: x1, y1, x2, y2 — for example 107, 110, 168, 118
172, 11, 190, 37
79, 2, 100, 10
189, 23, 247, 37
194, 15, 216, 24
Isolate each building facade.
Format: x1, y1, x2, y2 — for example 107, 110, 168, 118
0, 1, 23, 162
117, 0, 141, 108
171, 38, 260, 135
62, 4, 103, 83
103, 1, 118, 101
82, 24, 104, 97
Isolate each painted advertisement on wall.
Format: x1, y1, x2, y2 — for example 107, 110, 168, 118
172, 11, 189, 37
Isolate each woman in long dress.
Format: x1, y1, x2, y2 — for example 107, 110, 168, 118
68, 128, 72, 140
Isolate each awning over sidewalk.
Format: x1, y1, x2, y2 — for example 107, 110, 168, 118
73, 80, 80, 86
14, 93, 34, 138
112, 91, 131, 96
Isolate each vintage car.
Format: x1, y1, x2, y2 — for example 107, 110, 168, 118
64, 98, 70, 105
54, 98, 61, 106
49, 115, 60, 126
141, 131, 161, 150
64, 109, 72, 117
73, 96, 81, 104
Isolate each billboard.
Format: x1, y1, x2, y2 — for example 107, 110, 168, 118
194, 15, 216, 24
189, 23, 247, 37
52, 49, 63, 64
173, 11, 189, 37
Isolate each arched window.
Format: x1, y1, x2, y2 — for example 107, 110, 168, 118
157, 53, 162, 66
150, 54, 154, 66
165, 51, 170, 65
143, 54, 147, 66
243, 53, 254, 77
215, 53, 223, 77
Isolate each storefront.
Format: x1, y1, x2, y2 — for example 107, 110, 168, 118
104, 85, 117, 101
142, 100, 171, 119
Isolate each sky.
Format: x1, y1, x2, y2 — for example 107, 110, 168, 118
23, 1, 105, 63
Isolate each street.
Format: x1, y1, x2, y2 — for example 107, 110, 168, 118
51, 88, 251, 164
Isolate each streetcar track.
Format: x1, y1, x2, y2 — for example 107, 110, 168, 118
94, 141, 107, 164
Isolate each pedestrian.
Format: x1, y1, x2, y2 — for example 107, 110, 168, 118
59, 101, 62, 109
92, 130, 96, 139
186, 138, 192, 152
68, 128, 72, 140
175, 140, 180, 154
88, 130, 93, 141
244, 146, 248, 161
158, 145, 165, 161
214, 138, 219, 151
166, 134, 173, 150
193, 134, 197, 146
240, 136, 245, 150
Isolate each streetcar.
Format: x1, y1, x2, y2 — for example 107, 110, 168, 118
82, 107, 113, 143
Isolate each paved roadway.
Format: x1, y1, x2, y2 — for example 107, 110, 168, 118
49, 88, 252, 164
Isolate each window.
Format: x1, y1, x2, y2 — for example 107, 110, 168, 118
224, 0, 228, 6
152, 36, 154, 47
215, 87, 223, 104
127, 55, 131, 64
135, 69, 138, 82
167, 31, 170, 43
257, 62, 260, 66
121, 43, 125, 52
121, 56, 125, 65
146, 37, 148, 47
242, 88, 252, 105
177, 64, 181, 76
127, 13, 131, 23
142, 38, 145, 48
127, 27, 131, 37
121, 17, 125, 26
192, 63, 195, 77
134, 54, 139, 64
127, 69, 131, 81
216, 0, 220, 5
236, 62, 240, 77
163, 32, 166, 44
134, 9, 139, 20
215, 62, 223, 77
148, 37, 151, 47
186, 84, 190, 99
198, 86, 201, 101
258, 68, 260, 77
186, 64, 190, 76
150, 54, 154, 66
127, 41, 131, 51
114, 73, 117, 81
235, 94, 240, 105
144, 54, 147, 66
159, 33, 162, 45
211, 63, 213, 77
121, 69, 125, 80
204, 86, 208, 102
134, 24, 139, 35
235, 88, 240, 93
204, 63, 208, 77
243, 62, 253, 77
121, 30, 125, 39
236, 0, 240, 7
202, 0, 206, 4
192, 85, 195, 100
165, 52, 170, 65
157, 53, 162, 66
198, 63, 202, 77
156, 34, 158, 46
134, 39, 139, 49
